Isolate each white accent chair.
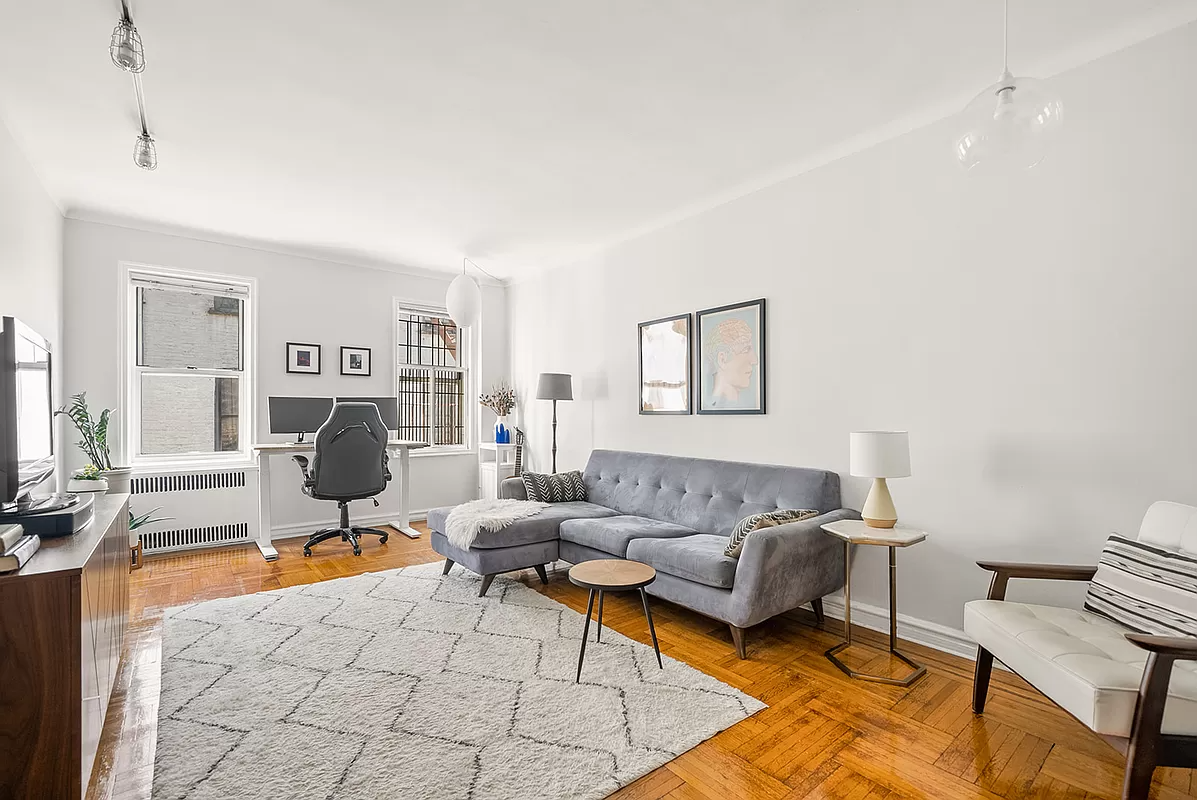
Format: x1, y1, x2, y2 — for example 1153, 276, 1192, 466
965, 501, 1197, 799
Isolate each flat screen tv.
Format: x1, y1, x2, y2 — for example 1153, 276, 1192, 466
0, 317, 55, 507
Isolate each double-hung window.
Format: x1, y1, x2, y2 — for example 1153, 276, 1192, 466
126, 267, 254, 465
394, 303, 469, 450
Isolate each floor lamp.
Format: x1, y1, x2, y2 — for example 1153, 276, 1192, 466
536, 373, 573, 473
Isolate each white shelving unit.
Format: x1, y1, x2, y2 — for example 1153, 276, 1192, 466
479, 442, 519, 499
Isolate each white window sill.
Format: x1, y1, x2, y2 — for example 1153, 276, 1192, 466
131, 458, 258, 475
409, 448, 476, 458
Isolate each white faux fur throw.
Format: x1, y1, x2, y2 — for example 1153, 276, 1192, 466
445, 498, 549, 549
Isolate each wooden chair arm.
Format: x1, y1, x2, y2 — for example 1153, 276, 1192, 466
1127, 634, 1197, 660
976, 561, 1098, 601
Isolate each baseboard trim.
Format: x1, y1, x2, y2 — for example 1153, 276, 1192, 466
270, 510, 429, 541
820, 596, 977, 661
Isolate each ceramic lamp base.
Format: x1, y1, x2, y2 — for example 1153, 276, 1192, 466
862, 477, 898, 529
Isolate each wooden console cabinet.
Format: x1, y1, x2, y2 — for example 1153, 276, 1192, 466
0, 494, 130, 799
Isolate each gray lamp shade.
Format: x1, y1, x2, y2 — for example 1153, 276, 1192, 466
536, 372, 573, 401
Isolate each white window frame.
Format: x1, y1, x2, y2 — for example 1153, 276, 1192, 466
120, 263, 257, 469
393, 298, 474, 454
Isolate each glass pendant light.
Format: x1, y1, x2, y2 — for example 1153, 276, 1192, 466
954, 0, 1062, 171
133, 133, 157, 171
110, 17, 145, 73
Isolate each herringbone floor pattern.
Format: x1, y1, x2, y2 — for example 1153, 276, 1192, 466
88, 527, 1196, 800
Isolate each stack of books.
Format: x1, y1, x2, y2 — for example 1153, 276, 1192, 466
0, 524, 40, 573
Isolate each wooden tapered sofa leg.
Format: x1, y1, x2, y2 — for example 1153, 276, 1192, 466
478, 574, 495, 597
973, 646, 995, 713
442, 559, 455, 575
812, 598, 825, 627
729, 625, 747, 659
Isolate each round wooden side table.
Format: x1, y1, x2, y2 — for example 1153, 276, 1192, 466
568, 559, 663, 682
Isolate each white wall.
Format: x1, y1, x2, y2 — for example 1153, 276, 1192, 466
509, 24, 1197, 632
0, 118, 65, 486
62, 219, 508, 533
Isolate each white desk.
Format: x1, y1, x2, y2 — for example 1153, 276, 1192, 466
252, 439, 429, 561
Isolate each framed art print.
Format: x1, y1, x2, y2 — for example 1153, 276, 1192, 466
638, 313, 691, 414
286, 342, 321, 374
696, 298, 765, 414
340, 346, 372, 377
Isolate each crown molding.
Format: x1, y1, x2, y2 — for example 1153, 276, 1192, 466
63, 208, 509, 287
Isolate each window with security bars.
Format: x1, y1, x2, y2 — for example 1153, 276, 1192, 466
395, 306, 468, 448
128, 268, 253, 463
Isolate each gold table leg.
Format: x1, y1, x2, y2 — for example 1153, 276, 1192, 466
825, 542, 927, 687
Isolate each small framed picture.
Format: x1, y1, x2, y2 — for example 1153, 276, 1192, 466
286, 342, 321, 374
638, 313, 692, 414
696, 298, 766, 414
340, 346, 372, 377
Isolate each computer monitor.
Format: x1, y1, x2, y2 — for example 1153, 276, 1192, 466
0, 317, 55, 508
336, 397, 398, 431
267, 396, 334, 442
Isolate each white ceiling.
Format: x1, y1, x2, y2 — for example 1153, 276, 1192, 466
1, 1, 1195, 280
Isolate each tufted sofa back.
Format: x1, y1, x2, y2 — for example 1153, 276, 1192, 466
1138, 501, 1197, 555
582, 449, 841, 537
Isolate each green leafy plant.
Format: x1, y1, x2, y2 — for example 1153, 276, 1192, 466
55, 392, 114, 470
129, 506, 173, 531
73, 463, 105, 481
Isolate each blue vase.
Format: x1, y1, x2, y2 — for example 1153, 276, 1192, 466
494, 416, 510, 444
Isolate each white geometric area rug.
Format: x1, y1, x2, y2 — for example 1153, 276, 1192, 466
153, 561, 765, 800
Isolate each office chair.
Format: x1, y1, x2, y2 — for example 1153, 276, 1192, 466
292, 402, 392, 556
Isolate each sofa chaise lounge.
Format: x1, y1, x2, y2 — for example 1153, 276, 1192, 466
426, 449, 859, 657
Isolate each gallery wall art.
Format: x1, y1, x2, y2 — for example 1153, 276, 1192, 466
696, 298, 765, 414
638, 313, 692, 414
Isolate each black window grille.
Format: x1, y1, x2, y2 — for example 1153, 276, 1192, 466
396, 309, 466, 447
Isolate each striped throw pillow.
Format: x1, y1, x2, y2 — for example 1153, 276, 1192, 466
1083, 534, 1197, 637
521, 470, 587, 503
725, 509, 819, 558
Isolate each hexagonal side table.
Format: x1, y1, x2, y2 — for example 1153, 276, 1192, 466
821, 519, 928, 687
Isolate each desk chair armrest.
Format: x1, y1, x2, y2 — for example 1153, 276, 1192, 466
976, 561, 1098, 601
292, 454, 314, 488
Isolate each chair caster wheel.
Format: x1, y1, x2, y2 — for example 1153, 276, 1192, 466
353, 547, 362, 556
303, 549, 312, 557
380, 535, 389, 544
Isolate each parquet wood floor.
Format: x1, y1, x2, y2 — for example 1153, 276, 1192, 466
87, 527, 1196, 800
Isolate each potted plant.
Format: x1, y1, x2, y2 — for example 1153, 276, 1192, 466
56, 392, 133, 493
67, 463, 109, 494
479, 383, 517, 444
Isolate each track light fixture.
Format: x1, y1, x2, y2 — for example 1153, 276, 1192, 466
134, 133, 157, 171
109, 15, 145, 73
110, 2, 159, 170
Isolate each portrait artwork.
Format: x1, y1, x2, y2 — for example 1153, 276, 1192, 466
696, 298, 765, 414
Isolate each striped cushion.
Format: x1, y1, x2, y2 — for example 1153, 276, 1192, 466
521, 470, 587, 503
725, 509, 818, 558
1084, 534, 1197, 637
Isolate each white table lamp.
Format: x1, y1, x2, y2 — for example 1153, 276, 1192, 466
849, 431, 911, 529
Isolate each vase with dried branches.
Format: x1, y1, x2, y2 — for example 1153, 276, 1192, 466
479, 383, 517, 444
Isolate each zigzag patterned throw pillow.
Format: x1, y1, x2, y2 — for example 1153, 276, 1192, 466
522, 470, 587, 503
725, 509, 819, 558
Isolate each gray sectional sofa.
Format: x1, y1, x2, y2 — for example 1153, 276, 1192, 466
426, 449, 859, 657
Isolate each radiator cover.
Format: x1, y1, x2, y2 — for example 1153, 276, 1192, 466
131, 467, 258, 554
